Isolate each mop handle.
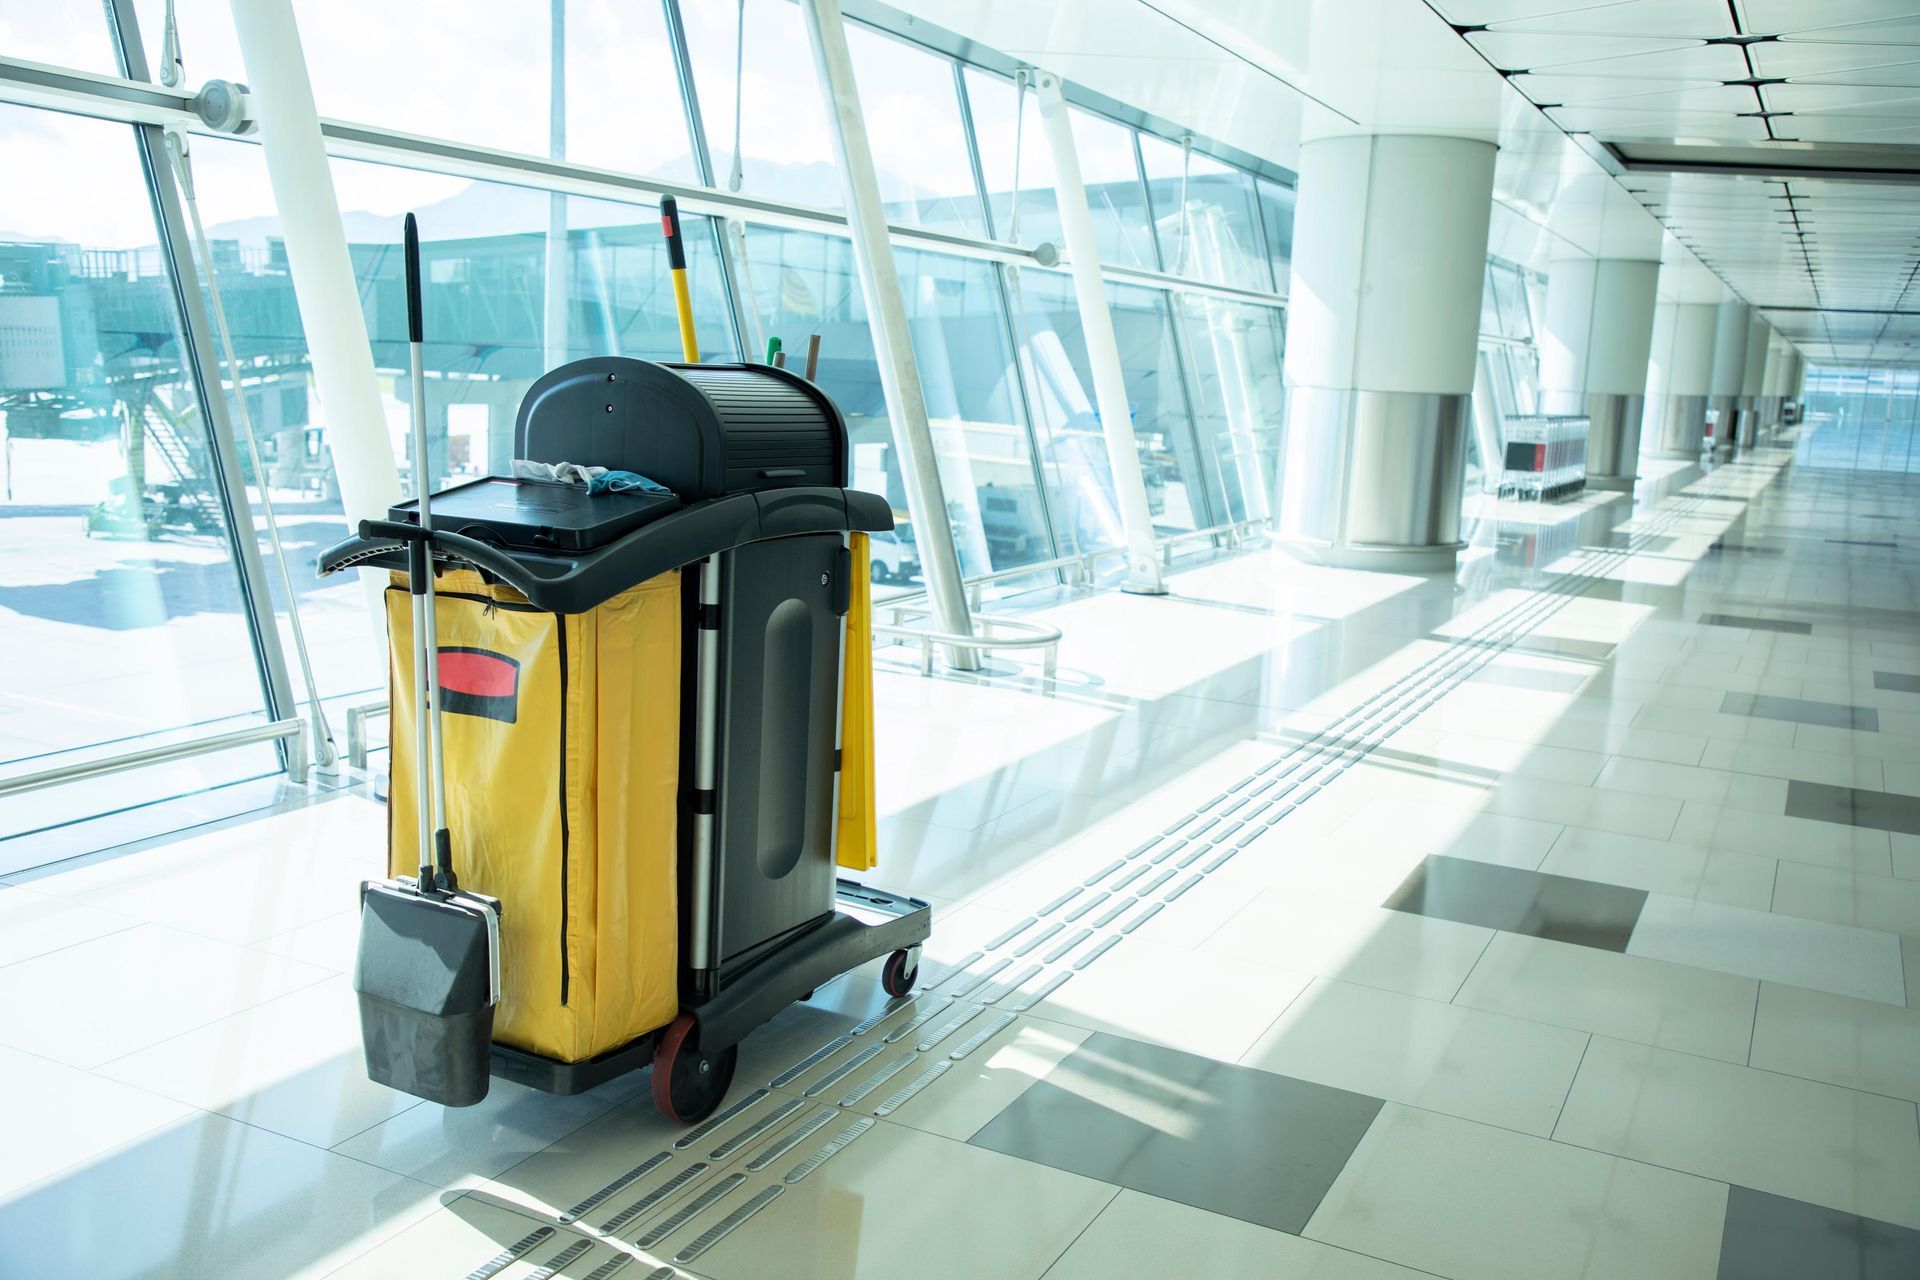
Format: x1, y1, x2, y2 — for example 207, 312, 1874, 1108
404, 214, 455, 889
661, 196, 701, 363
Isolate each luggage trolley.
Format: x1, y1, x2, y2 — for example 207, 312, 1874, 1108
321, 355, 931, 1123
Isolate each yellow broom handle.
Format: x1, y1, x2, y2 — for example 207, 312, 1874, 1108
660, 196, 700, 363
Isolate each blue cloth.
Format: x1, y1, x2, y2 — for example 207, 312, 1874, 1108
588, 470, 670, 496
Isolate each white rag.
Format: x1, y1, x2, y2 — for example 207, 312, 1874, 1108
511, 459, 607, 488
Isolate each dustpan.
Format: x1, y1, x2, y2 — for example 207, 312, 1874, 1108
353, 213, 503, 1108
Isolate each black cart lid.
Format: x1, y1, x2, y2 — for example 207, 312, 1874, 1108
389, 477, 681, 553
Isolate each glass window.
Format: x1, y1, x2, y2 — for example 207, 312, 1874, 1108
964, 68, 1060, 249
683, 0, 843, 209
738, 226, 1051, 588
0, 106, 277, 832
285, 0, 694, 180
964, 72, 1157, 267
1490, 262, 1531, 340
1175, 296, 1285, 525
1139, 134, 1271, 291
1008, 268, 1208, 548
846, 25, 984, 238
1255, 177, 1294, 293
1479, 265, 1502, 337
175, 142, 738, 709
0, 0, 116, 74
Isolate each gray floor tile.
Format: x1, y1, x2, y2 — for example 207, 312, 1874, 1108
1699, 613, 1813, 634
1721, 692, 1880, 732
1787, 780, 1920, 837
1717, 1186, 1920, 1280
970, 1031, 1382, 1234
1875, 671, 1920, 695
1825, 538, 1898, 549
1383, 854, 1649, 952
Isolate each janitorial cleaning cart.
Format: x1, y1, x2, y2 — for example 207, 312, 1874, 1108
324, 201, 930, 1123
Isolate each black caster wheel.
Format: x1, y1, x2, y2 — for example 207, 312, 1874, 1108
880, 947, 920, 999
651, 1013, 739, 1124
800, 988, 817, 1001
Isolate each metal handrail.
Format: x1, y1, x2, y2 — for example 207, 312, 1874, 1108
0, 717, 308, 800
346, 700, 390, 770
879, 515, 1269, 615
873, 612, 1063, 678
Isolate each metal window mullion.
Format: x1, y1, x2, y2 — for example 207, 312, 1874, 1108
1248, 171, 1279, 295
1159, 288, 1223, 530
956, 59, 1063, 572
1132, 129, 1167, 275
104, 0, 297, 753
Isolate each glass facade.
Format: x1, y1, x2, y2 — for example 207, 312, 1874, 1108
1800, 366, 1920, 472
0, 0, 1293, 838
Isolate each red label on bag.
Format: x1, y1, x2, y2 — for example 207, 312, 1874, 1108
436, 648, 520, 723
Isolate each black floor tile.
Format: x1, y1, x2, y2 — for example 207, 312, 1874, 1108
1721, 692, 1879, 732
1718, 1186, 1920, 1279
1785, 780, 1920, 837
969, 1031, 1382, 1234
1382, 854, 1648, 951
1874, 671, 1920, 694
1706, 543, 1784, 557
1699, 613, 1813, 634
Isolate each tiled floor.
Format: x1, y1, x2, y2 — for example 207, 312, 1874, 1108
7, 432, 1920, 1277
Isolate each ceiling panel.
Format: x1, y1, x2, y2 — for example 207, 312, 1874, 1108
1501, 43, 1751, 79
1750, 42, 1920, 78
1778, 17, 1920, 44
1765, 83, 1920, 114
1510, 73, 1730, 103
1464, 32, 1698, 70
1738, 0, 1920, 31
1489, 0, 1737, 38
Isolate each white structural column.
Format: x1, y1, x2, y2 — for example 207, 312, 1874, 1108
801, 0, 978, 668
228, 0, 399, 528
1737, 311, 1771, 447
1540, 256, 1659, 490
1279, 133, 1495, 573
1645, 299, 1720, 458
1033, 72, 1165, 593
1708, 300, 1752, 452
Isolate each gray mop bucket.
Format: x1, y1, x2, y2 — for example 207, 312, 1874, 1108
355, 880, 500, 1107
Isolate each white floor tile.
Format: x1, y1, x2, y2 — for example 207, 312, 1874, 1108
1670, 801, 1893, 875
93, 975, 419, 1148
875, 1015, 1091, 1140
0, 882, 137, 968
1045, 1189, 1429, 1280
1555, 1036, 1920, 1230
0, 922, 333, 1068
1199, 888, 1494, 1002
1483, 776, 1682, 840
0, 1044, 194, 1199
1330, 800, 1562, 872
1593, 755, 1786, 812
328, 1072, 645, 1190
1242, 977, 1589, 1136
1699, 737, 1885, 789
691, 1121, 1116, 1280
1304, 1104, 1728, 1280
1771, 860, 1920, 936
0, 1108, 441, 1279
1540, 826, 1777, 911
1026, 935, 1313, 1062
1894, 833, 1920, 881
318, 1197, 572, 1280
1455, 931, 1759, 1063
1627, 893, 1908, 1005
1748, 980, 1920, 1104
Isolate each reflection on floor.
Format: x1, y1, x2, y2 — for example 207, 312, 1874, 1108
5, 431, 1920, 1278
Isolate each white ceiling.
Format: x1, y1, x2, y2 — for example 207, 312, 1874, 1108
891, 0, 1920, 364
1441, 0, 1920, 364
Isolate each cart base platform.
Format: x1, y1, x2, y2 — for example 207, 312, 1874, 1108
487, 879, 931, 1099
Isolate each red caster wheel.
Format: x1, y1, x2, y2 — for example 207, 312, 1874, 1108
651, 1013, 738, 1124
880, 947, 920, 998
